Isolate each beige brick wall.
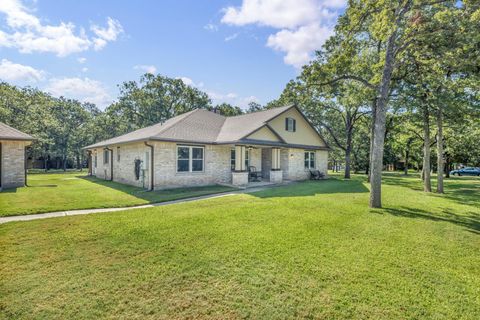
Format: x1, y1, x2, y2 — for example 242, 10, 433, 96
89, 142, 328, 189
1, 140, 29, 189
92, 144, 151, 188
152, 142, 232, 189
282, 148, 329, 181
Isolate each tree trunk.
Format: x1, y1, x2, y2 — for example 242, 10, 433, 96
445, 153, 450, 178
345, 148, 351, 179
404, 149, 409, 175
422, 105, 432, 192
76, 153, 81, 170
344, 122, 353, 179
370, 31, 397, 208
63, 152, 67, 171
368, 98, 377, 183
436, 106, 444, 193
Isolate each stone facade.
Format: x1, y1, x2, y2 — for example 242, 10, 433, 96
281, 148, 329, 181
1, 140, 30, 189
232, 171, 249, 186
152, 142, 231, 189
269, 170, 283, 183
89, 141, 328, 189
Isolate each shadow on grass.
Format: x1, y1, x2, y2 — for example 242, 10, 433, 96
379, 172, 479, 208
375, 206, 480, 234
78, 175, 237, 203
251, 177, 369, 199
28, 184, 58, 188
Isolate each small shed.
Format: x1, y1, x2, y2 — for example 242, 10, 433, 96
0, 122, 34, 190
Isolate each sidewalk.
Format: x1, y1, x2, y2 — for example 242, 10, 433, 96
0, 183, 286, 224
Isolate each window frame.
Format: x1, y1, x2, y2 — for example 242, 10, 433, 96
304, 151, 315, 169
103, 149, 109, 164
176, 145, 205, 173
285, 117, 296, 132
230, 148, 250, 171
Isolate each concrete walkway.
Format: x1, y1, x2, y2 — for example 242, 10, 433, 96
0, 183, 288, 225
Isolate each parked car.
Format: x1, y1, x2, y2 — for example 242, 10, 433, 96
450, 167, 480, 176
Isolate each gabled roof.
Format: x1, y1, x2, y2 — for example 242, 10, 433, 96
84, 105, 329, 150
0, 122, 34, 141
215, 105, 292, 142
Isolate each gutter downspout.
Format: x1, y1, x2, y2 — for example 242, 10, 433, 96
144, 141, 154, 191
105, 147, 113, 181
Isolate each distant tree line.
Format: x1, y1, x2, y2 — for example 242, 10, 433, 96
0, 74, 266, 170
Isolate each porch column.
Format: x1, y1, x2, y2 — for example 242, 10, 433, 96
234, 145, 246, 171
232, 145, 248, 186
270, 148, 283, 183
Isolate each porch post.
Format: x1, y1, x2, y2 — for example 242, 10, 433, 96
232, 145, 248, 186
271, 148, 281, 170
270, 148, 283, 183
234, 145, 246, 171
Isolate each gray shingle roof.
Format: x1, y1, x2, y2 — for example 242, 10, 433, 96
84, 105, 323, 149
0, 122, 34, 141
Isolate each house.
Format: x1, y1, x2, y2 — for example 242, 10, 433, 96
0, 122, 34, 190
84, 105, 329, 189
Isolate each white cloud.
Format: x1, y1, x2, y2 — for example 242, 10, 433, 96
46, 77, 112, 107
77, 57, 87, 64
221, 0, 323, 29
179, 76, 256, 109
91, 17, 123, 50
221, 0, 346, 67
0, 0, 123, 56
178, 77, 204, 88
0, 59, 45, 82
267, 24, 333, 68
224, 33, 239, 42
81, 67, 88, 72
203, 23, 218, 32
134, 64, 157, 74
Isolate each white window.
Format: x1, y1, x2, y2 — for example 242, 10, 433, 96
230, 148, 250, 171
285, 117, 296, 132
177, 146, 204, 172
304, 151, 315, 169
103, 149, 109, 164
145, 151, 150, 169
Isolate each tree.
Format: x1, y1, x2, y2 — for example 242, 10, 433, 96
208, 103, 243, 116
107, 73, 212, 135
312, 0, 479, 207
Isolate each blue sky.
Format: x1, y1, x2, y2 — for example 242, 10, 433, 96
0, 0, 345, 109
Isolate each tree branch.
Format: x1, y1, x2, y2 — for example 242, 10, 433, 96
310, 75, 377, 90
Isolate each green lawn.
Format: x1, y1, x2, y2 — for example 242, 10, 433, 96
0, 172, 236, 217
0, 173, 479, 319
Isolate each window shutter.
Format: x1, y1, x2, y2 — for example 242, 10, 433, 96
285, 118, 288, 130
293, 119, 296, 132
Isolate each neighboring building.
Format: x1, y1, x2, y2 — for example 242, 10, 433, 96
84, 105, 330, 189
0, 122, 34, 189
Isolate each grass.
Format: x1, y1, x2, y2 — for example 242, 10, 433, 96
0, 172, 236, 217
0, 173, 479, 319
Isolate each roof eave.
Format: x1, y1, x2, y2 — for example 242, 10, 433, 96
0, 136, 35, 141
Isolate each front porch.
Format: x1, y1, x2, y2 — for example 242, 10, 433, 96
230, 144, 285, 187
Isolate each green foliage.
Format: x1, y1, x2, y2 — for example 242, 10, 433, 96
0, 172, 235, 217
1, 173, 479, 318
207, 103, 243, 116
